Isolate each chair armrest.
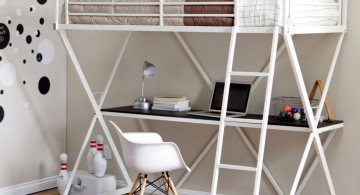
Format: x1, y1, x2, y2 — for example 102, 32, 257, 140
127, 142, 191, 173
124, 132, 163, 143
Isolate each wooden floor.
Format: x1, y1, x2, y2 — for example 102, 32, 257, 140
29, 188, 128, 195
30, 188, 59, 195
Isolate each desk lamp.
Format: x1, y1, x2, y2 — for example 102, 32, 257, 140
133, 61, 157, 109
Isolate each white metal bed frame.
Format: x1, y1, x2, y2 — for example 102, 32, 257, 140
55, 0, 347, 194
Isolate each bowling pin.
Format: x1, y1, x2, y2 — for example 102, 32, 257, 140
93, 134, 107, 177
57, 153, 69, 195
86, 133, 97, 174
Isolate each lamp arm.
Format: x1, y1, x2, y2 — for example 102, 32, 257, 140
141, 75, 145, 98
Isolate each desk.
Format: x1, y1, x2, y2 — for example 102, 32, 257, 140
102, 106, 343, 194
102, 106, 343, 132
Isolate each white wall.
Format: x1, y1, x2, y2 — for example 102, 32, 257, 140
66, 2, 360, 195
0, 0, 66, 190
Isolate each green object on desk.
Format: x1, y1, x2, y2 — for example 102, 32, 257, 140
279, 111, 286, 119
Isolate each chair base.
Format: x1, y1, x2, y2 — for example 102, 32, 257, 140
129, 172, 178, 195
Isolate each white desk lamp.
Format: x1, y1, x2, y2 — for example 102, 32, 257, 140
133, 61, 157, 109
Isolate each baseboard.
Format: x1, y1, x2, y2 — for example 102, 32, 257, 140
0, 177, 219, 195
0, 176, 57, 195
116, 180, 224, 195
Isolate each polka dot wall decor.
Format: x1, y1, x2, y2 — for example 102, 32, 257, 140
0, 0, 56, 125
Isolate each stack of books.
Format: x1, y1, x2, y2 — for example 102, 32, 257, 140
152, 96, 191, 111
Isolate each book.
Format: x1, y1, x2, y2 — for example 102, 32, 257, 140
151, 106, 191, 112
153, 96, 187, 102
153, 99, 189, 105
152, 101, 189, 109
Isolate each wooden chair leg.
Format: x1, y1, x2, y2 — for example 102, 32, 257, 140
162, 172, 170, 193
129, 173, 141, 195
139, 174, 147, 195
167, 172, 178, 195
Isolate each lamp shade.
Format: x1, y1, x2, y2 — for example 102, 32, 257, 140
143, 61, 157, 78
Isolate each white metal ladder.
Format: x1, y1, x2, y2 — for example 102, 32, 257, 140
211, 26, 279, 195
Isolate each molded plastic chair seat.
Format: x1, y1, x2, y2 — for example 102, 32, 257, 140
109, 120, 190, 195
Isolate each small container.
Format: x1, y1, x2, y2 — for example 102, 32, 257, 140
271, 97, 319, 116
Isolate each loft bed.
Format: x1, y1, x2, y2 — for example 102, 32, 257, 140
55, 0, 347, 195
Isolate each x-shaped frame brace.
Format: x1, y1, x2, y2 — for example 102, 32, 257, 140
284, 32, 345, 195
58, 31, 133, 195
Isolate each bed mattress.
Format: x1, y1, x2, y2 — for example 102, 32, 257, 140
66, 0, 339, 26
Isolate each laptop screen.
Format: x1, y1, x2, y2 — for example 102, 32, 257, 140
210, 82, 251, 113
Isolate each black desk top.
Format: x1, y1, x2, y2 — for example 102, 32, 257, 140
102, 106, 343, 128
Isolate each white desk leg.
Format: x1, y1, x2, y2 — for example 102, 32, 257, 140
313, 132, 336, 194
285, 31, 338, 195
58, 30, 132, 194
296, 130, 336, 195
290, 133, 315, 195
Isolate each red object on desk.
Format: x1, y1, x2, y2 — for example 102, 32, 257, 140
283, 105, 292, 112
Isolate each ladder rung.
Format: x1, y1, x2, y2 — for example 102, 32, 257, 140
218, 163, 257, 172
224, 117, 263, 124
230, 71, 269, 77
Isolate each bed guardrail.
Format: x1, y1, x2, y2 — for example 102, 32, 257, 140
55, 0, 347, 31
57, 0, 237, 26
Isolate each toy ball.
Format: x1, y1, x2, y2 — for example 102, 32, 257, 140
300, 108, 305, 115
279, 112, 286, 119
291, 107, 299, 113
293, 112, 301, 120
286, 112, 293, 119
283, 105, 292, 112
301, 114, 307, 121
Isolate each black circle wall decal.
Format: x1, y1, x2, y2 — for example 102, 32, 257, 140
16, 24, 24, 35
31, 49, 34, 53
37, 0, 47, 5
9, 43, 12, 47
0, 56, 2, 61
0, 23, 10, 50
23, 59, 26, 64
8, 20, 11, 25
23, 81, 26, 85
0, 90, 3, 95
39, 18, 44, 25
26, 35, 32, 44
35, 30, 41, 38
38, 76, 50, 95
36, 53, 42, 62
30, 5, 37, 13
0, 106, 4, 123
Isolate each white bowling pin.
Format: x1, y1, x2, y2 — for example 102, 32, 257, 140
57, 153, 69, 195
93, 134, 107, 177
86, 134, 97, 174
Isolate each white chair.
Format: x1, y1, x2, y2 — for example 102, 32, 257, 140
109, 121, 191, 195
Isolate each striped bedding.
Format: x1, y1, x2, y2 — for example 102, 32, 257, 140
67, 0, 339, 26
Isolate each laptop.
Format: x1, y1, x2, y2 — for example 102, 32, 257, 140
187, 81, 252, 118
